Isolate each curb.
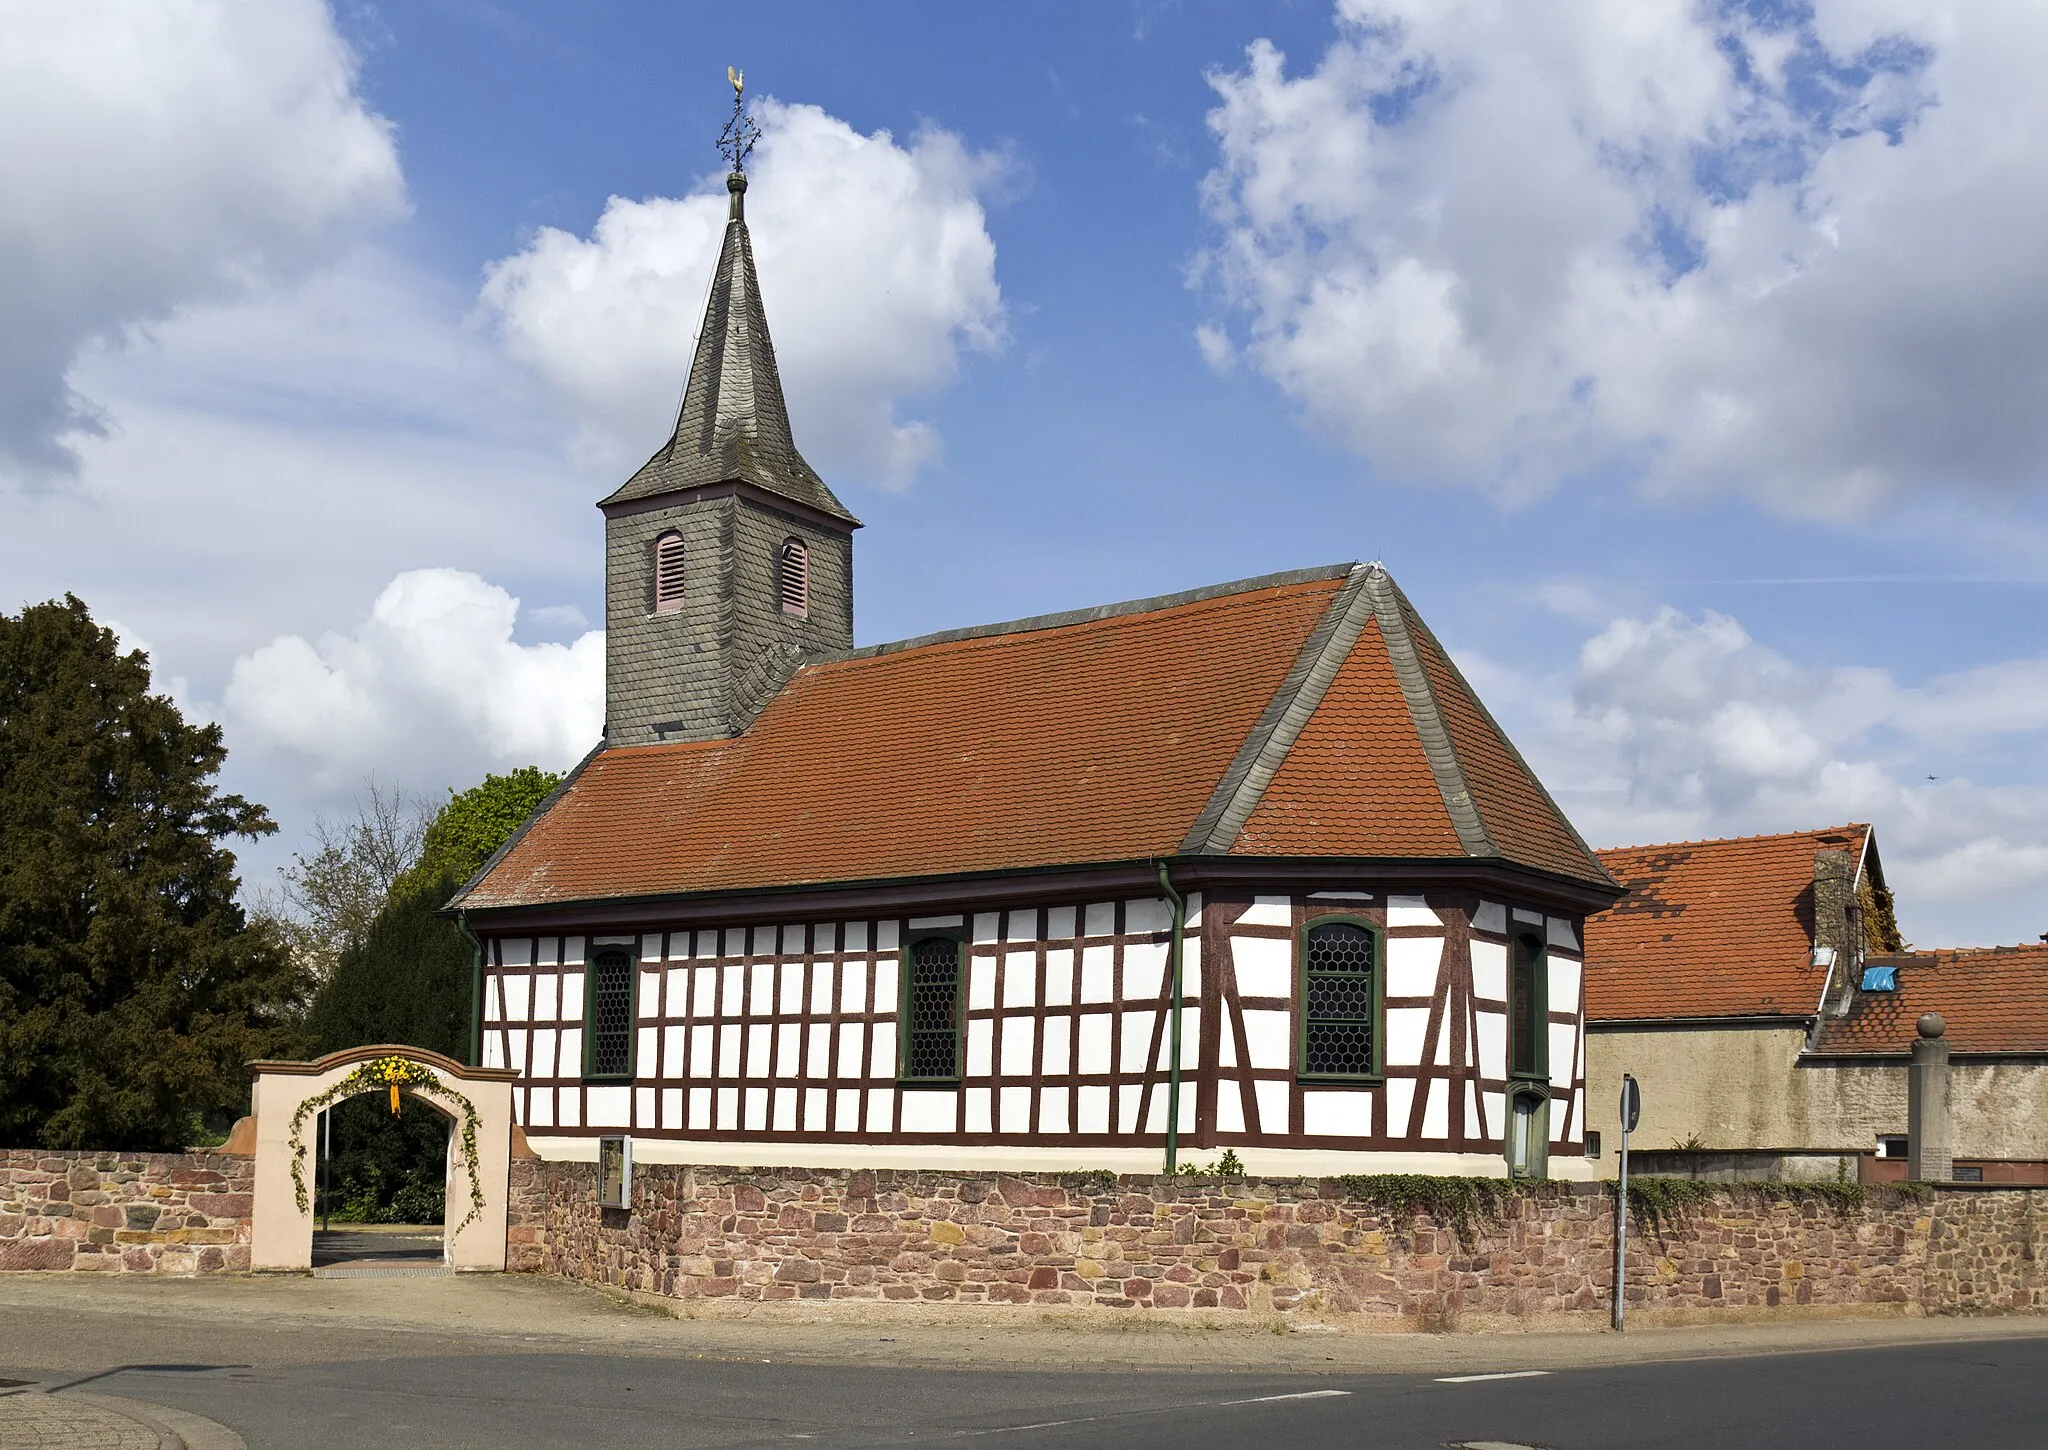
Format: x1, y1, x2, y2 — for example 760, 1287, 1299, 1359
0, 1390, 245, 1450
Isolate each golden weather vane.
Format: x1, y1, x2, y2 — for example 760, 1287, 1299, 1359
717, 65, 760, 173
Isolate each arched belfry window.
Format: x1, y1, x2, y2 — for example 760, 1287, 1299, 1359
777, 537, 809, 618
653, 532, 686, 614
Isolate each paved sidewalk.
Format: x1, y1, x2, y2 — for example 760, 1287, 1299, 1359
0, 1390, 243, 1450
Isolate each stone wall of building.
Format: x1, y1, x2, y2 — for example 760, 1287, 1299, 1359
508, 1162, 2047, 1327
0, 1150, 253, 1273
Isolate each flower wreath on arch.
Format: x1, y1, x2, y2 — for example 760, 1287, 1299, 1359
287, 1056, 488, 1234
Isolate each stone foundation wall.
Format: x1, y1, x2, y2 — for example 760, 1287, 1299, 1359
0, 1150, 253, 1274
508, 1163, 2048, 1327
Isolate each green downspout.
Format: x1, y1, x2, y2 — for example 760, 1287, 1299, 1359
459, 910, 484, 1068
1157, 862, 1186, 1175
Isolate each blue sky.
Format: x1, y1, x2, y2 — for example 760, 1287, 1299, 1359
5, 0, 2048, 947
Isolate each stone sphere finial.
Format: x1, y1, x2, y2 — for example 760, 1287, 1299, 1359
1917, 1011, 1946, 1039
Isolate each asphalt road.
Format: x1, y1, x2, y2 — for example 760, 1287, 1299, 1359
13, 1334, 2048, 1449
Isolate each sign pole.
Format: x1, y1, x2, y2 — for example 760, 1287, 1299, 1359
320, 1108, 332, 1234
1614, 1073, 1639, 1332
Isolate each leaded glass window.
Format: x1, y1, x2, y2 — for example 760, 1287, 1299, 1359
1509, 932, 1546, 1080
1300, 919, 1378, 1079
587, 949, 634, 1079
900, 934, 962, 1082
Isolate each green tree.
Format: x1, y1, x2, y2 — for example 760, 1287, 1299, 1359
0, 596, 306, 1149
416, 765, 562, 887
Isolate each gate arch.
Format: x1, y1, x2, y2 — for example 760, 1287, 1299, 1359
247, 1046, 521, 1271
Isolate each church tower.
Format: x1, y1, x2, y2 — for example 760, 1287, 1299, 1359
599, 77, 859, 746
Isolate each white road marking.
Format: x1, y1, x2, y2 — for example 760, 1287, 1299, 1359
1218, 1390, 1354, 1405
1435, 1370, 1552, 1384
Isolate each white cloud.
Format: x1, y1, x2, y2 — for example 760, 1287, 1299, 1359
1478, 603, 2048, 945
0, 0, 403, 480
1196, 0, 2048, 511
481, 99, 1008, 491
223, 569, 602, 792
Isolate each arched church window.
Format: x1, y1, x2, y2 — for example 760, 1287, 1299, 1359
778, 537, 809, 618
653, 532, 686, 614
1298, 917, 1380, 1079
1509, 931, 1547, 1080
584, 948, 635, 1080
898, 932, 963, 1083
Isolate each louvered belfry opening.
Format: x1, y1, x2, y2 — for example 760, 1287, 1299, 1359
903, 935, 961, 1080
653, 532, 686, 613
589, 949, 634, 1077
1303, 920, 1377, 1076
778, 537, 809, 617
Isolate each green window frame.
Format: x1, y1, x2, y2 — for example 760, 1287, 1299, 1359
1508, 930, 1548, 1082
898, 930, 965, 1086
1295, 914, 1384, 1082
582, 947, 637, 1083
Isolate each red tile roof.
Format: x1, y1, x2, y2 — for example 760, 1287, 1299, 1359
1584, 826, 1872, 1021
458, 565, 1614, 910
1811, 945, 2048, 1055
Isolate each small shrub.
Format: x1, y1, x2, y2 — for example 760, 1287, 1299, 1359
1334, 1174, 1516, 1249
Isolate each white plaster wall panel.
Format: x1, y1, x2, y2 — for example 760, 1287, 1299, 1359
691, 932, 716, 959
1176, 1013, 1201, 1070
834, 1087, 860, 1130
720, 969, 743, 1018
1241, 1009, 1291, 1070
1043, 949, 1075, 1006
1483, 1090, 1503, 1140
717, 1027, 739, 1079
1120, 1011, 1157, 1071
1387, 895, 1441, 927
639, 971, 660, 1018
1385, 1077, 1415, 1135
876, 920, 900, 951
1041, 1015, 1072, 1076
485, 977, 503, 1024
663, 1026, 686, 1073
717, 1086, 739, 1129
751, 926, 776, 957
558, 1092, 581, 1129
637, 1027, 657, 1072
1303, 1090, 1372, 1136
1216, 1081, 1245, 1133
870, 1022, 896, 1078
808, 967, 832, 1015
969, 958, 995, 1012
1464, 1082, 1481, 1139
1079, 945, 1115, 1003
1547, 917, 1581, 951
483, 1035, 504, 1069
775, 925, 798, 955
665, 968, 688, 1012
1084, 902, 1116, 937
1182, 938, 1203, 998
1124, 941, 1167, 999
662, 1087, 683, 1126
1232, 935, 1292, 999
1077, 1085, 1110, 1133
1386, 936, 1444, 998
844, 921, 870, 952
512, 1028, 535, 1074
965, 1088, 992, 1134
560, 973, 583, 1019
967, 1019, 994, 1077
779, 967, 804, 1015
744, 1023, 768, 1072
839, 962, 868, 1015
1125, 897, 1170, 935
722, 928, 746, 958
776, 1023, 800, 1075
1550, 1024, 1578, 1092
1475, 1011, 1506, 1080
1143, 1091, 1194, 1135
1470, 940, 1507, 1002
1077, 1014, 1112, 1074
873, 959, 898, 1012
689, 1025, 713, 1077
559, 1028, 581, 1073
528, 1090, 551, 1128
588, 1086, 629, 1128
505, 975, 532, 1021
1218, 1010, 1237, 1067
744, 1087, 769, 1131
1254, 1079, 1291, 1134
749, 969, 773, 1018
1549, 956, 1583, 1021
806, 1025, 830, 1078
803, 1087, 826, 1131
563, 938, 585, 966
534, 974, 559, 1021
1420, 1079, 1448, 1138
637, 1086, 656, 1126
503, 938, 532, 968
690, 1086, 713, 1129
693, 966, 717, 1017
1569, 1089, 1585, 1144
1000, 1018, 1036, 1077
1309, 890, 1374, 902
1182, 891, 1205, 926
1384, 1008, 1430, 1068
1040, 1085, 1070, 1134
641, 937, 663, 963
1006, 910, 1038, 942
1047, 905, 1077, 940
1237, 896, 1293, 927
813, 923, 837, 954
773, 1089, 797, 1132
973, 912, 1000, 944
900, 1093, 957, 1133
865, 1087, 893, 1128
910, 914, 962, 929
837, 1023, 866, 1078
1512, 908, 1543, 926
1001, 1086, 1033, 1132
1116, 1091, 1141, 1135
1003, 952, 1037, 1007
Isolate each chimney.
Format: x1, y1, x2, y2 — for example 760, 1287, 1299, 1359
1813, 848, 1857, 1016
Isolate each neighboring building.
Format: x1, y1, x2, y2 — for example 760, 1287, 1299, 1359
449, 162, 1620, 1180
1582, 824, 2048, 1181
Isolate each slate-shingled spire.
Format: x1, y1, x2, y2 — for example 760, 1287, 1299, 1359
601, 170, 856, 523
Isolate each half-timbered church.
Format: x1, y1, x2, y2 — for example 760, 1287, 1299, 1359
452, 136, 1621, 1182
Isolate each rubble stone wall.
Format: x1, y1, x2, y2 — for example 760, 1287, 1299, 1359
0, 1149, 253, 1274
507, 1161, 2048, 1328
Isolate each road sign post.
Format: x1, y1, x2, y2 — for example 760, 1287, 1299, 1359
1614, 1074, 1640, 1332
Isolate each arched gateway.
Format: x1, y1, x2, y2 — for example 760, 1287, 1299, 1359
246, 1046, 521, 1271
